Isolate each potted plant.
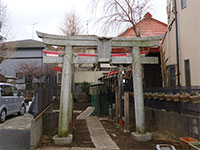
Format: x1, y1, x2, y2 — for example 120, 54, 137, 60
171, 93, 180, 102
180, 92, 190, 103
164, 93, 173, 101
189, 92, 200, 104
152, 92, 159, 100
144, 92, 147, 99
158, 93, 165, 101
146, 92, 152, 100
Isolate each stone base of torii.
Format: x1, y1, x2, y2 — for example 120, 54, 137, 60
37, 31, 163, 145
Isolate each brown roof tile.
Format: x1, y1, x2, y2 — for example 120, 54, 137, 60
119, 12, 167, 37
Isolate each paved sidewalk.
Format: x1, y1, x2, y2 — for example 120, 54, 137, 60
0, 114, 32, 130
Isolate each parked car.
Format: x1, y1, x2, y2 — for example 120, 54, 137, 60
0, 83, 25, 123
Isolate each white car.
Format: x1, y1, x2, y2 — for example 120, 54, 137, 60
0, 83, 25, 123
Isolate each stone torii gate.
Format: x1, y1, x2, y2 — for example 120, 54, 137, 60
37, 31, 162, 144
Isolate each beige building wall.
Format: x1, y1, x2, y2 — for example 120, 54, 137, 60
163, 0, 200, 86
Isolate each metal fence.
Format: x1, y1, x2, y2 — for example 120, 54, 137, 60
127, 87, 200, 117
114, 86, 200, 122
143, 97, 200, 116
28, 84, 61, 117
144, 86, 200, 94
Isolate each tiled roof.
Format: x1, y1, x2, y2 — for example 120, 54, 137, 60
119, 12, 167, 37
0, 39, 44, 49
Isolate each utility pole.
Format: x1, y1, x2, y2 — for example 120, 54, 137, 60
174, 0, 180, 87
31, 23, 37, 39
86, 20, 89, 35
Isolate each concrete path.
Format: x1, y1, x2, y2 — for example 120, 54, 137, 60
87, 116, 120, 150
38, 107, 120, 150
76, 107, 93, 120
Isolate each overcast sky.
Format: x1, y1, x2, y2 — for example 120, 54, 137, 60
4, 0, 167, 41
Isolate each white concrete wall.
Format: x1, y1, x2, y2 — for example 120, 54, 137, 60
74, 71, 106, 83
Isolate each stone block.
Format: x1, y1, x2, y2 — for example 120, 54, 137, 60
131, 132, 152, 141
53, 134, 73, 146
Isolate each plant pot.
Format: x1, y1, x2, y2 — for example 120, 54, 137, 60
189, 96, 200, 103
144, 93, 147, 99
158, 94, 165, 101
180, 95, 190, 103
189, 142, 200, 150
171, 94, 180, 102
146, 93, 152, 100
180, 137, 198, 150
152, 93, 158, 100
129, 92, 134, 97
164, 94, 172, 101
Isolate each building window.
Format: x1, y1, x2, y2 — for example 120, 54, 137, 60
181, 0, 186, 9
184, 59, 191, 87
169, 0, 174, 22
167, 65, 176, 87
25, 75, 32, 83
16, 73, 23, 80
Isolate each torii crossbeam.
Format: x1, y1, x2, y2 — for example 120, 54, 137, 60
37, 31, 163, 144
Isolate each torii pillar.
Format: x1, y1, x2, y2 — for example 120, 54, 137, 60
58, 46, 72, 136
131, 47, 152, 141
53, 46, 73, 145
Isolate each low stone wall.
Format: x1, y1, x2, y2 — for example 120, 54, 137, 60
42, 112, 59, 135
145, 107, 200, 140
31, 116, 43, 150
0, 129, 30, 150
0, 114, 43, 150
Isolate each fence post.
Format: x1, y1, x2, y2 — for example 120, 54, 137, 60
115, 89, 119, 123
118, 65, 123, 122
124, 92, 130, 133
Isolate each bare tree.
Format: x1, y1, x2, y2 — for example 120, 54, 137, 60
91, 0, 151, 37
59, 11, 83, 36
0, 2, 16, 75
0, 0, 9, 40
0, 1, 16, 64
16, 62, 54, 84
0, 42, 16, 64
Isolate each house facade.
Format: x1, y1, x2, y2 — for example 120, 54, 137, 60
0, 39, 56, 88
119, 12, 167, 88
162, 0, 200, 87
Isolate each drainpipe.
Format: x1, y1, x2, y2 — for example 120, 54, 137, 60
174, 0, 180, 87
